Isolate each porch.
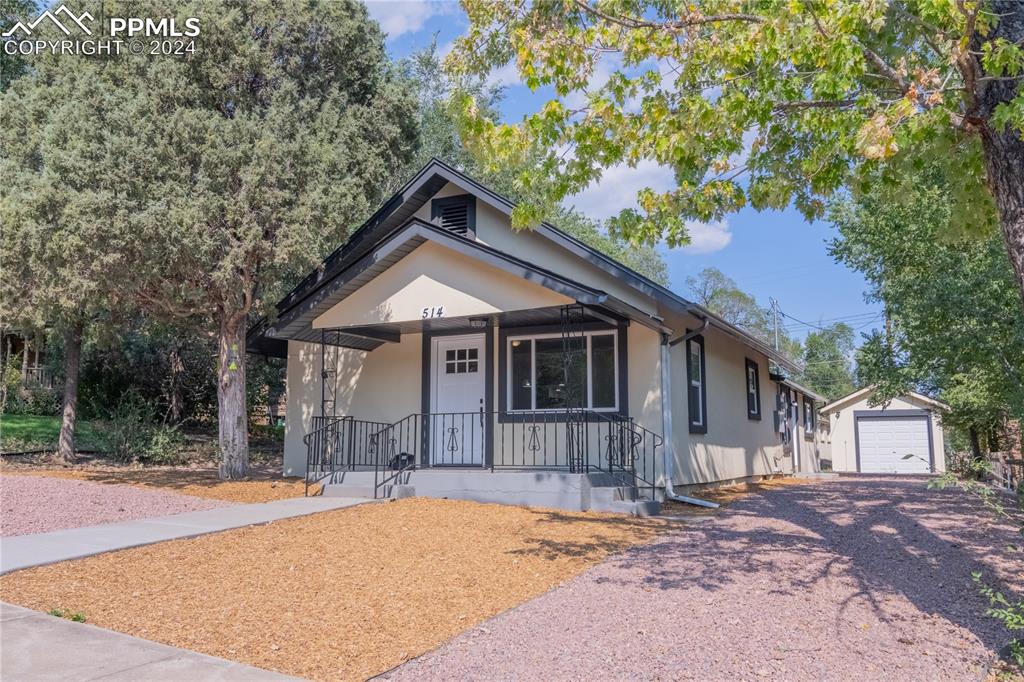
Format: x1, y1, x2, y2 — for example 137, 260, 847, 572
300, 304, 665, 513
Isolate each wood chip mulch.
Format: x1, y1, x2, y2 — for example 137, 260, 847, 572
0, 465, 305, 503
0, 497, 673, 681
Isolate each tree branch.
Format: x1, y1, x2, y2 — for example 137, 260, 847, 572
572, 1, 763, 31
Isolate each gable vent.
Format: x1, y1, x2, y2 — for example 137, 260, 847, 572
431, 195, 476, 237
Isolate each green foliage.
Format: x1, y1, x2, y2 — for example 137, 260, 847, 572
799, 323, 857, 400
685, 267, 802, 358
48, 608, 86, 623
94, 390, 185, 464
447, 0, 1024, 301
831, 166, 1024, 436
0, 0, 36, 91
933, 460, 1023, 673
398, 40, 669, 284
1, 360, 59, 417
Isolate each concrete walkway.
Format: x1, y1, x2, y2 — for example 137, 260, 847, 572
1, 495, 368, 574
1, 602, 299, 680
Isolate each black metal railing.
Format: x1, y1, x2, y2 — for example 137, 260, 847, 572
304, 410, 663, 499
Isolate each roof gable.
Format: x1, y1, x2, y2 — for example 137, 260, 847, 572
820, 385, 949, 413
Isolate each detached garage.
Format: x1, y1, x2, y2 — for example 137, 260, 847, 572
820, 387, 948, 475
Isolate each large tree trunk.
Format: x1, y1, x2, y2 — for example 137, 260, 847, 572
56, 323, 83, 465
217, 317, 249, 479
976, 1, 1024, 309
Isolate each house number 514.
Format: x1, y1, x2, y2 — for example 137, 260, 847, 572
422, 306, 445, 318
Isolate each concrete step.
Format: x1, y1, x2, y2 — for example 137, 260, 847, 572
322, 484, 377, 498
589, 497, 661, 517
589, 485, 637, 506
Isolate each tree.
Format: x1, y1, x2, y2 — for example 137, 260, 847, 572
799, 323, 857, 400
117, 0, 418, 478
1, 47, 143, 462
4, 1, 418, 477
448, 1, 1024, 308
0, 0, 36, 91
400, 40, 669, 284
831, 167, 1024, 452
685, 266, 802, 358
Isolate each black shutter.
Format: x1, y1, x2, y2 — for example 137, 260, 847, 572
431, 195, 476, 237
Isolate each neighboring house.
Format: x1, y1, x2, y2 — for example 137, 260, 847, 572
820, 387, 948, 475
249, 159, 815, 513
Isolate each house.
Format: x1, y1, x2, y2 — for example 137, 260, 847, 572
248, 159, 816, 513
819, 386, 948, 475
774, 377, 830, 474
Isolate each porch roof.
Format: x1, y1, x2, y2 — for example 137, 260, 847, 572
248, 219, 653, 356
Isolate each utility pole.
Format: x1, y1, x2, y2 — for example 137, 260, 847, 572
769, 297, 780, 351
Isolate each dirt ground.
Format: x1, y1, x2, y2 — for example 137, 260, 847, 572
660, 474, 808, 516
0, 462, 305, 503
1, 474, 229, 536
384, 478, 1024, 682
0, 497, 672, 681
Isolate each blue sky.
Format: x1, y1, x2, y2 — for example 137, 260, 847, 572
364, 1, 884, 344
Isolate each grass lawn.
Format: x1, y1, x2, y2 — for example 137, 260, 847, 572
0, 414, 104, 452
0, 498, 673, 681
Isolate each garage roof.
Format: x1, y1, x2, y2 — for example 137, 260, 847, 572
820, 386, 950, 414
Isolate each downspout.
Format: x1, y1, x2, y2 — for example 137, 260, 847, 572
660, 319, 719, 509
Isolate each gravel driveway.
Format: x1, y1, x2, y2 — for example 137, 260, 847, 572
0, 474, 229, 536
387, 477, 1021, 681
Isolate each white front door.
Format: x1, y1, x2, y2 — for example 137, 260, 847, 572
431, 333, 486, 465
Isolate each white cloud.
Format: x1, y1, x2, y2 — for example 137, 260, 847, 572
486, 60, 522, 88
564, 160, 675, 222
364, 1, 455, 40
678, 220, 732, 254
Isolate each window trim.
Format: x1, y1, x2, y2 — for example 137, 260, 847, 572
686, 333, 707, 434
744, 358, 761, 420
497, 322, 628, 422
505, 330, 619, 413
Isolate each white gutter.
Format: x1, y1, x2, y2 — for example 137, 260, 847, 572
660, 322, 720, 509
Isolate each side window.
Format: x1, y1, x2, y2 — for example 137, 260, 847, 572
686, 335, 707, 433
803, 396, 815, 438
745, 358, 761, 420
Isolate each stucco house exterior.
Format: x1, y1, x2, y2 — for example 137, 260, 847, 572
249, 159, 823, 513
820, 387, 948, 475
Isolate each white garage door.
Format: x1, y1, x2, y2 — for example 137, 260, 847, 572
858, 417, 931, 473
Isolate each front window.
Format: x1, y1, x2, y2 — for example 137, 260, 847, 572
507, 331, 617, 411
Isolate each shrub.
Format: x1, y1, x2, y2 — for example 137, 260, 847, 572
95, 390, 186, 464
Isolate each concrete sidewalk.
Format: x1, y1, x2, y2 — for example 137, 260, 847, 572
1, 495, 369, 574
1, 602, 299, 680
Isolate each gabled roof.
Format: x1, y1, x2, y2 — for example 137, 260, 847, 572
251, 218, 642, 351
819, 385, 950, 414
254, 158, 800, 370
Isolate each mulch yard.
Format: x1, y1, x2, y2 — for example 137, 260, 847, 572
0, 464, 305, 503
0, 475, 228, 536
0, 497, 672, 681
